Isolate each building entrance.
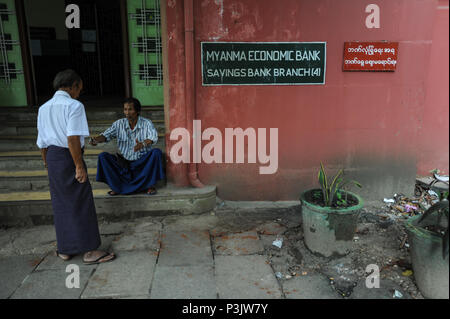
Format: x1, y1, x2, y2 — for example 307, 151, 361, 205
24, 0, 126, 106
1, 0, 164, 107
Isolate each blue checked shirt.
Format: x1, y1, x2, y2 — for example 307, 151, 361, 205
101, 116, 158, 161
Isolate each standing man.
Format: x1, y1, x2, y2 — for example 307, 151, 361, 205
37, 69, 115, 264
89, 98, 165, 195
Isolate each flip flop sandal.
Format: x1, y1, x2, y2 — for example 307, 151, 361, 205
108, 191, 119, 196
56, 250, 72, 261
83, 252, 116, 265
146, 188, 157, 196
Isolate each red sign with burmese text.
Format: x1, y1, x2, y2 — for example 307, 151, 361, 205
343, 42, 399, 71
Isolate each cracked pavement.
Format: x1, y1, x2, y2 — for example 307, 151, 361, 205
0, 201, 424, 299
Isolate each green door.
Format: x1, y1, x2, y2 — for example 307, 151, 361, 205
0, 0, 27, 106
127, 0, 163, 106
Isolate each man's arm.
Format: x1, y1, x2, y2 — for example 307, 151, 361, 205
37, 109, 48, 168
40, 148, 48, 169
89, 134, 107, 146
92, 121, 118, 146
68, 136, 87, 183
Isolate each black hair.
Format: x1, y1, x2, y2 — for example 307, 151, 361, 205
123, 97, 142, 114
53, 69, 82, 91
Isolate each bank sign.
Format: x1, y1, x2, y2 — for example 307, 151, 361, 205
201, 42, 326, 86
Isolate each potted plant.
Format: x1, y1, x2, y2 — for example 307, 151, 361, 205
405, 193, 449, 299
300, 163, 363, 258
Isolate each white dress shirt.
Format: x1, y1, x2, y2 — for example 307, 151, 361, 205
36, 90, 90, 149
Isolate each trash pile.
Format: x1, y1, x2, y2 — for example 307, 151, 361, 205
415, 171, 449, 198
383, 191, 440, 218
382, 171, 448, 219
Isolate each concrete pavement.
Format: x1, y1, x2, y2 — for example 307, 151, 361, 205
0, 201, 415, 299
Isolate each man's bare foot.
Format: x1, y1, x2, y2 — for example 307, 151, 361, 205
83, 250, 115, 265
146, 187, 157, 195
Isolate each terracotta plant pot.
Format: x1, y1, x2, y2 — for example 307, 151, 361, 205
300, 189, 364, 258
405, 214, 449, 299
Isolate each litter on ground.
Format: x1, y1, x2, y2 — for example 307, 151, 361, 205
272, 238, 283, 249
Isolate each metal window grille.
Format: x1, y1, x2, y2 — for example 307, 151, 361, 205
0, 2, 22, 85
129, 0, 163, 86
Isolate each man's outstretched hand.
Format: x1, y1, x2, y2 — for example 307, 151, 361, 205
89, 135, 106, 146
89, 137, 98, 146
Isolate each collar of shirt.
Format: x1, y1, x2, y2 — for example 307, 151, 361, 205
54, 90, 71, 98
127, 116, 143, 132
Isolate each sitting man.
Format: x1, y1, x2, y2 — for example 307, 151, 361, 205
90, 98, 165, 195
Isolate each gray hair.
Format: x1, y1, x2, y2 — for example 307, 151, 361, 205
53, 69, 82, 90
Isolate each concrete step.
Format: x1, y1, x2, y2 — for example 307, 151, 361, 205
0, 149, 104, 170
0, 168, 167, 193
0, 185, 217, 227
0, 145, 167, 170
0, 120, 166, 136
0, 106, 165, 122
0, 134, 165, 151
85, 110, 165, 122
0, 177, 166, 194
0, 168, 98, 192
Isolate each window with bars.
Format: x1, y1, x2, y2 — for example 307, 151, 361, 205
127, 0, 164, 105
0, 2, 23, 85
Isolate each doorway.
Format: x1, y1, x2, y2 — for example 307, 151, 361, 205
24, 0, 126, 106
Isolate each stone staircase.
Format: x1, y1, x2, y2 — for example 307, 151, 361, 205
0, 106, 216, 227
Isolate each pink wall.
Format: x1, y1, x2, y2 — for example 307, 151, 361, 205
165, 0, 449, 200
417, 0, 449, 176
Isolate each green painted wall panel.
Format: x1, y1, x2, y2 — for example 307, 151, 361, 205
127, 0, 164, 106
0, 0, 27, 106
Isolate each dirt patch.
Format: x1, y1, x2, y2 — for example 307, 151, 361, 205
269, 206, 424, 299
210, 204, 424, 299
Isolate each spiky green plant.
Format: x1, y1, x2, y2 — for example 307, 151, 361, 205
318, 163, 362, 207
